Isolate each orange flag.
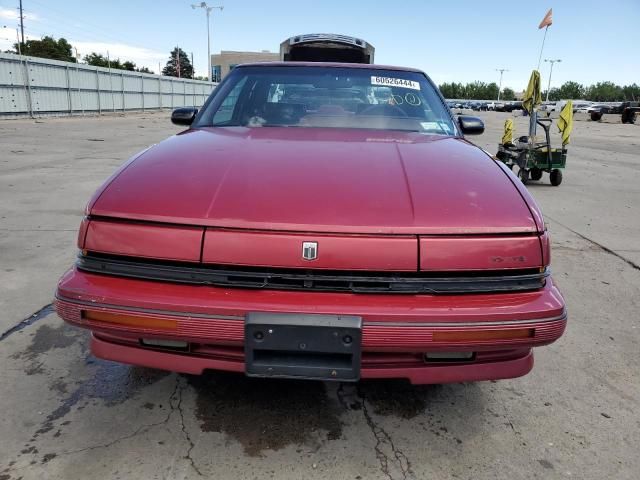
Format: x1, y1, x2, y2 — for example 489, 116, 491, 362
538, 8, 553, 29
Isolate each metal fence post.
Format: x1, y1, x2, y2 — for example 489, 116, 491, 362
158, 75, 162, 111
109, 67, 115, 112
121, 72, 125, 112
140, 74, 144, 111
95, 67, 101, 115
78, 62, 83, 115
65, 64, 72, 113
21, 56, 34, 118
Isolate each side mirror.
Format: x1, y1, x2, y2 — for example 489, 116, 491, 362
458, 115, 485, 135
171, 107, 198, 126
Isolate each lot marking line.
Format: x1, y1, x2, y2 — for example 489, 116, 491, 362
546, 215, 640, 271
0, 303, 54, 342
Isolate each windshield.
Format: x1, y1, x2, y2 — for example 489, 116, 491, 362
194, 66, 457, 135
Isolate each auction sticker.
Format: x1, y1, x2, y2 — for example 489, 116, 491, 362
371, 76, 420, 90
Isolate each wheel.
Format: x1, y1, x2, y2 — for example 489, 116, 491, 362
530, 167, 543, 181
517, 167, 529, 185
622, 111, 636, 124
590, 111, 603, 121
550, 169, 563, 186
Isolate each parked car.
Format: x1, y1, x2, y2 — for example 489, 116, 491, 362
586, 104, 607, 113
503, 101, 523, 112
572, 101, 592, 113
55, 62, 566, 385
586, 104, 615, 120
486, 101, 496, 111
494, 102, 506, 112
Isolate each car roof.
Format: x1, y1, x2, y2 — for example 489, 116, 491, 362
235, 61, 425, 74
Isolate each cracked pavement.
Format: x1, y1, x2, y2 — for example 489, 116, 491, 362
1, 112, 639, 479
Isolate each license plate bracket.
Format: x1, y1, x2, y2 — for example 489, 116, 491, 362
245, 313, 362, 381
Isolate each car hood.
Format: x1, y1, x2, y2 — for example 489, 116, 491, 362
90, 127, 538, 234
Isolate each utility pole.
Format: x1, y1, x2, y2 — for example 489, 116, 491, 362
191, 51, 194, 78
18, 0, 24, 45
191, 2, 223, 82
495, 68, 509, 101
544, 58, 562, 101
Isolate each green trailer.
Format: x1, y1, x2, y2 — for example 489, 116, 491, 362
496, 117, 567, 186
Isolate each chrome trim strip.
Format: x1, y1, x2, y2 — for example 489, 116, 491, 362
55, 294, 245, 321
57, 294, 566, 328
361, 311, 567, 328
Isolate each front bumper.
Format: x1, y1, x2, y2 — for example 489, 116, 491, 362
56, 267, 566, 384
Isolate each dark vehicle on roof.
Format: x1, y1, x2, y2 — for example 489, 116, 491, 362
280, 33, 374, 64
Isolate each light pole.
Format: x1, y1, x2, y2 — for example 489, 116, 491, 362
19, 0, 24, 45
544, 59, 561, 101
496, 68, 509, 101
191, 2, 223, 82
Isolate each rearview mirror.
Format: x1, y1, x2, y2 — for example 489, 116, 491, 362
171, 107, 198, 126
458, 115, 485, 135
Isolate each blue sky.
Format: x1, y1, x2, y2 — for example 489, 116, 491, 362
1, 0, 638, 91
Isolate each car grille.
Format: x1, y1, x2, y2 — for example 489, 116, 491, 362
77, 252, 548, 295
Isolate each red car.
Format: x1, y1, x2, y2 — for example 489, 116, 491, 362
56, 62, 566, 384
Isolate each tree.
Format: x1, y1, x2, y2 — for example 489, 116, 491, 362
586, 82, 623, 102
84, 53, 142, 72
122, 61, 136, 71
84, 52, 110, 67
554, 81, 585, 100
162, 47, 193, 79
501, 87, 516, 101
542, 87, 561, 101
440, 79, 635, 102
621, 83, 640, 101
137, 66, 153, 74
439, 81, 501, 99
16, 36, 75, 62
438, 82, 461, 99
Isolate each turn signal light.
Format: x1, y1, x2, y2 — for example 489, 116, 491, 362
432, 328, 534, 342
83, 311, 178, 330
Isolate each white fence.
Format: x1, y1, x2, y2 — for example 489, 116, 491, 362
0, 53, 216, 119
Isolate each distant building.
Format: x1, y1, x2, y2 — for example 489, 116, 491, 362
211, 50, 279, 81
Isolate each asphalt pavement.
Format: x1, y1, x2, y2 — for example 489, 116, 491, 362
0, 110, 638, 480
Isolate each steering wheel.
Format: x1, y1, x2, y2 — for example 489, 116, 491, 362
357, 104, 408, 117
